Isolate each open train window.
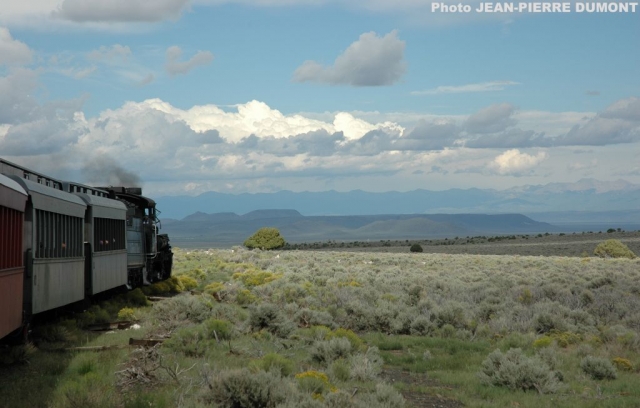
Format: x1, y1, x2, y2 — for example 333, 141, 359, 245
34, 209, 83, 259
94, 217, 126, 252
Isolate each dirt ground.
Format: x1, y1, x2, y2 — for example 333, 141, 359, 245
381, 368, 465, 408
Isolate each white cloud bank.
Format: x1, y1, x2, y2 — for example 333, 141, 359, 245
293, 30, 406, 87
1, 66, 639, 194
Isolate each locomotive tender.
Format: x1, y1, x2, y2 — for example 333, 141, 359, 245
0, 158, 172, 341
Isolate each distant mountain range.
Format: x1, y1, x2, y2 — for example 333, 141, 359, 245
161, 210, 560, 247
155, 178, 640, 220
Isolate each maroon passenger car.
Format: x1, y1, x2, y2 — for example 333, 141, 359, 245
0, 174, 28, 340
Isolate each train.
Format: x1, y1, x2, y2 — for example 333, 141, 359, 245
0, 158, 173, 341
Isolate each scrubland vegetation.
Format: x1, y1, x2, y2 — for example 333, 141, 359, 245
1, 245, 640, 407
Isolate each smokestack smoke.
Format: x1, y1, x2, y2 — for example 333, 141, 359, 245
83, 156, 142, 187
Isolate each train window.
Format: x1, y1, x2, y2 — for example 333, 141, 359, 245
35, 209, 83, 259
0, 206, 23, 270
94, 217, 126, 252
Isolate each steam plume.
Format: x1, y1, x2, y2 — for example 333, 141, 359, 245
83, 156, 142, 187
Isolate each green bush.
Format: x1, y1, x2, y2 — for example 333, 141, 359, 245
329, 359, 351, 382
349, 347, 383, 381
203, 368, 291, 407
310, 337, 352, 364
203, 318, 235, 340
478, 348, 561, 394
253, 353, 294, 376
580, 356, 617, 380
244, 228, 286, 250
409, 243, 423, 253
125, 288, 149, 306
249, 303, 295, 338
593, 239, 636, 259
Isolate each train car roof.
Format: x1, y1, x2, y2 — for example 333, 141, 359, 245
0, 173, 28, 211
0, 173, 27, 196
9, 175, 86, 217
0, 158, 63, 190
75, 193, 127, 220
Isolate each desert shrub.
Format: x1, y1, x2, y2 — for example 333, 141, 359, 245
0, 343, 37, 365
295, 370, 335, 395
391, 311, 414, 334
612, 357, 633, 371
165, 276, 184, 293
165, 326, 207, 357
152, 295, 214, 331
178, 275, 198, 290
349, 347, 383, 381
329, 359, 351, 382
575, 343, 594, 358
124, 288, 149, 306
202, 368, 291, 407
534, 313, 566, 334
35, 324, 76, 344
409, 244, 423, 253
593, 239, 636, 259
244, 228, 286, 250
204, 282, 226, 298
518, 287, 534, 305
144, 281, 171, 295
358, 383, 405, 408
117, 307, 136, 321
435, 303, 467, 329
533, 336, 553, 349
233, 269, 283, 287
587, 276, 613, 289
253, 353, 294, 376
581, 289, 595, 305
327, 328, 364, 350
249, 303, 295, 338
535, 347, 560, 370
202, 318, 235, 340
550, 331, 581, 348
77, 305, 111, 327
295, 308, 335, 328
478, 348, 561, 394
236, 289, 258, 305
410, 315, 435, 335
440, 324, 456, 338
580, 356, 617, 380
310, 337, 352, 364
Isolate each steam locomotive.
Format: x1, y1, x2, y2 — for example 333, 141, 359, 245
0, 158, 173, 341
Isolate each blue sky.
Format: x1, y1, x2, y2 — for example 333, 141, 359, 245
1, 1, 639, 197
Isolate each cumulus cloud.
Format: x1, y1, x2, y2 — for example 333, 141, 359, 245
54, 0, 190, 22
556, 97, 640, 146
1, 99, 87, 155
465, 103, 516, 134
490, 149, 547, 175
0, 68, 39, 124
0, 27, 33, 65
465, 128, 547, 148
2, 82, 638, 195
399, 119, 460, 150
412, 80, 519, 96
293, 30, 406, 86
165, 46, 214, 76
